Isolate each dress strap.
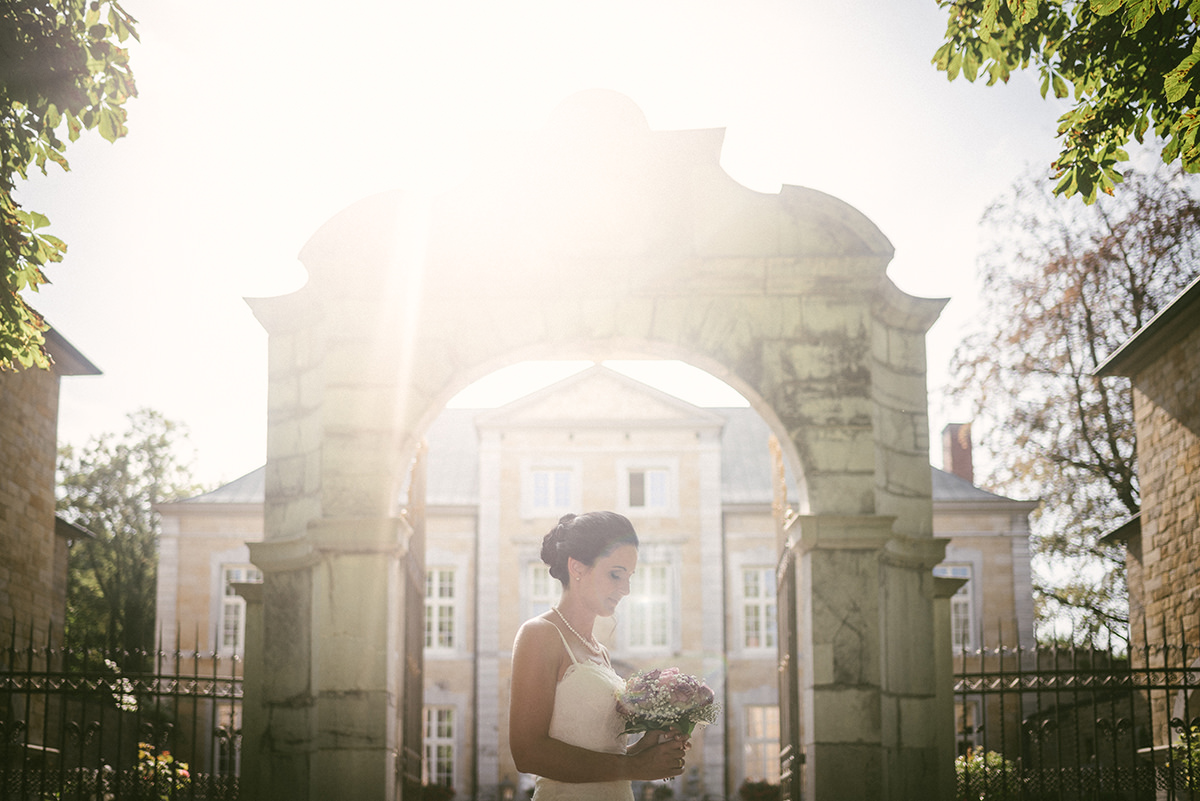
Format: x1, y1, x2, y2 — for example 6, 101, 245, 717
549, 622, 580, 665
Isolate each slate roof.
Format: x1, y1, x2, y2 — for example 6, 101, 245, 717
177, 407, 1020, 508
930, 463, 1012, 503
173, 466, 265, 505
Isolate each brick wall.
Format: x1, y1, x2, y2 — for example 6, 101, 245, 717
0, 365, 62, 649
1131, 321, 1200, 649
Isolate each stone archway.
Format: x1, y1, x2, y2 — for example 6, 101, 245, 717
243, 90, 949, 801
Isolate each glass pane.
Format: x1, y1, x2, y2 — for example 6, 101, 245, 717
744, 569, 761, 598
553, 471, 571, 506
647, 470, 668, 507
629, 471, 645, 507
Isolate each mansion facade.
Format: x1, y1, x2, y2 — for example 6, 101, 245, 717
156, 366, 1035, 798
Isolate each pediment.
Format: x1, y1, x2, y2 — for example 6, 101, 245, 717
477, 365, 726, 429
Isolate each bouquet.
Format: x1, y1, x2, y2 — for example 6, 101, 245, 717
615, 667, 720, 737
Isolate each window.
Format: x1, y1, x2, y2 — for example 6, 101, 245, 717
528, 562, 557, 619
617, 460, 678, 517
742, 567, 777, 650
955, 700, 981, 756
628, 468, 669, 510
524, 465, 577, 517
627, 562, 672, 648
744, 705, 781, 783
219, 565, 262, 654
532, 469, 571, 510
425, 569, 456, 650
423, 707, 455, 787
215, 704, 242, 775
933, 563, 974, 651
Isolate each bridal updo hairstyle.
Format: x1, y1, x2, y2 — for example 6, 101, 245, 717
540, 511, 639, 589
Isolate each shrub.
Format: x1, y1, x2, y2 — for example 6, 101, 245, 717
955, 749, 1021, 801
737, 780, 780, 801
1169, 725, 1200, 791
423, 784, 455, 801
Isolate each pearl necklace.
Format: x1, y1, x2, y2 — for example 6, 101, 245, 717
552, 607, 603, 656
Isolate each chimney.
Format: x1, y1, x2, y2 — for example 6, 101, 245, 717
942, 423, 974, 484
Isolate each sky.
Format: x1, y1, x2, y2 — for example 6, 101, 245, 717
18, 0, 1070, 488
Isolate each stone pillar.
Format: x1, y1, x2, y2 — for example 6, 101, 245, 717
246, 516, 409, 801
476, 430, 503, 800
236, 582, 265, 800
697, 423, 726, 793
932, 574, 968, 801
793, 515, 947, 800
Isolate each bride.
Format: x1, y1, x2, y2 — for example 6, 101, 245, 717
509, 512, 690, 801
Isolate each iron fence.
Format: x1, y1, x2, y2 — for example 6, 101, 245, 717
954, 624, 1199, 800
0, 623, 242, 801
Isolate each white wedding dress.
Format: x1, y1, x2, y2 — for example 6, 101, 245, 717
532, 627, 634, 801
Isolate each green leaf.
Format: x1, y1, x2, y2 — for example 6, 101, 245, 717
964, 44, 982, 81
1010, 0, 1040, 24
948, 49, 964, 81
1091, 0, 1123, 15
1055, 166, 1079, 196
982, 0, 1003, 36
1052, 72, 1069, 98
1165, 41, 1200, 104
26, 211, 51, 231
1124, 0, 1161, 31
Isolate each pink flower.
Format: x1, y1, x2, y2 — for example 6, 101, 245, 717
614, 667, 721, 737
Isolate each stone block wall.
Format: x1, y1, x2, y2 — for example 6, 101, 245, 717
1129, 321, 1200, 650
0, 365, 61, 649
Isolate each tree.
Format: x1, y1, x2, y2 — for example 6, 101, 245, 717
1, 0, 138, 369
57, 409, 204, 665
933, 0, 1200, 203
949, 164, 1200, 645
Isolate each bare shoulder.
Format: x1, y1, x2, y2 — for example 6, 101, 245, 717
512, 614, 566, 674
514, 614, 558, 650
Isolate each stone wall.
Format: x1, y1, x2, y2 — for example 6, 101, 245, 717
0, 364, 62, 649
1099, 279, 1200, 744
1128, 321, 1200, 650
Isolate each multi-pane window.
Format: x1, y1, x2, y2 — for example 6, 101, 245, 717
933, 564, 974, 651
219, 565, 262, 654
744, 705, 781, 783
216, 704, 242, 775
742, 567, 777, 650
528, 562, 557, 619
423, 707, 455, 787
425, 569, 456, 650
955, 700, 981, 756
628, 468, 669, 510
627, 562, 671, 648
531, 468, 573, 512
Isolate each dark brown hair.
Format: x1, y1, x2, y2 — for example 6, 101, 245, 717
540, 511, 638, 588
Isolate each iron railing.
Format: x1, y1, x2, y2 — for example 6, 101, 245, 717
954, 622, 1199, 800
0, 623, 242, 801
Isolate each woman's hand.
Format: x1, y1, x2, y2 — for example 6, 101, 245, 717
625, 729, 691, 780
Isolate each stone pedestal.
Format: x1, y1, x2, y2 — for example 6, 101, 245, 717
244, 517, 410, 801
793, 515, 948, 800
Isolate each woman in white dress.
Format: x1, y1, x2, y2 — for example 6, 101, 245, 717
509, 512, 690, 801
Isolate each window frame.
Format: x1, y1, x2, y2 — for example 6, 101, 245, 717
423, 705, 457, 788
740, 565, 778, 652
425, 566, 459, 653
933, 562, 977, 653
520, 458, 581, 519
743, 704, 782, 784
217, 564, 262, 657
614, 544, 680, 654
615, 457, 680, 518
